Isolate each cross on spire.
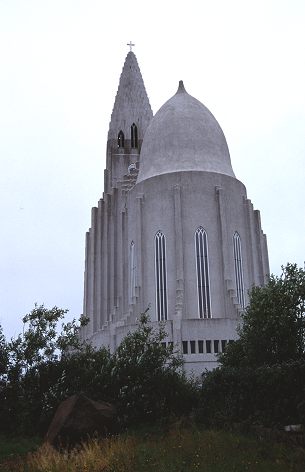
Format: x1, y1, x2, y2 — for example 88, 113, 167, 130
127, 41, 135, 52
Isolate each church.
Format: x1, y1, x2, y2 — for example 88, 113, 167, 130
81, 49, 269, 374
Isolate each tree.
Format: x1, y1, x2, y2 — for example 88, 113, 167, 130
7, 304, 88, 373
110, 311, 196, 424
197, 264, 305, 428
0, 325, 8, 376
0, 305, 90, 434
220, 263, 305, 368
0, 306, 197, 435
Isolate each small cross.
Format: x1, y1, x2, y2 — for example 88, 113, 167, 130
127, 41, 135, 52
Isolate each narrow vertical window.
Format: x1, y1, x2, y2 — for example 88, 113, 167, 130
195, 227, 211, 318
117, 130, 124, 148
233, 232, 245, 308
129, 241, 136, 304
155, 230, 168, 321
131, 123, 138, 148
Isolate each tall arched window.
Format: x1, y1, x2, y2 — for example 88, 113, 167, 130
155, 230, 168, 321
233, 232, 245, 308
195, 227, 211, 318
131, 123, 138, 148
129, 241, 136, 304
117, 130, 124, 148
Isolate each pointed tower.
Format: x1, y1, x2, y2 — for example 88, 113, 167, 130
105, 52, 153, 192
83, 51, 153, 343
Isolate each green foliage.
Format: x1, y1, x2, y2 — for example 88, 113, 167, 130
109, 312, 197, 424
199, 361, 305, 427
6, 305, 85, 378
0, 326, 8, 377
3, 262, 304, 436
3, 427, 305, 472
199, 263, 305, 428
0, 435, 40, 463
221, 263, 305, 368
0, 305, 89, 435
0, 306, 195, 436
40, 345, 113, 424
131, 427, 305, 472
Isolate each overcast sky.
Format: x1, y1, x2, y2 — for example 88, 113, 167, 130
0, 0, 304, 338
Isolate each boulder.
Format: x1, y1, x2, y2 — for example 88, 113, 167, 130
45, 393, 116, 447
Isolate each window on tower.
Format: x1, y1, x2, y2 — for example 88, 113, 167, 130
129, 241, 136, 304
195, 227, 211, 318
155, 230, 168, 321
131, 123, 138, 148
233, 231, 245, 308
117, 130, 125, 148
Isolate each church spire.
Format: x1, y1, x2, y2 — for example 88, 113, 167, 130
108, 51, 153, 142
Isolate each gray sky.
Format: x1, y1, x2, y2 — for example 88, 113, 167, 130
0, 0, 304, 338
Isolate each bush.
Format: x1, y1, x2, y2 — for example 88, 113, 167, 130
0, 307, 197, 435
221, 263, 305, 369
110, 313, 198, 425
196, 264, 305, 428
198, 360, 305, 427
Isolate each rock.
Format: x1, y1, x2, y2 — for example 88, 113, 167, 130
45, 393, 116, 447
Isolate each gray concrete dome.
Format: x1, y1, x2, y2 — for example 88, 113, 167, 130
137, 81, 235, 183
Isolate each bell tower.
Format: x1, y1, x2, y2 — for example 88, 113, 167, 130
83, 49, 152, 341
105, 51, 153, 193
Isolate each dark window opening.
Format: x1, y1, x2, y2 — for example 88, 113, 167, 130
161, 342, 166, 349
190, 340, 196, 354
182, 341, 188, 354
195, 227, 211, 318
155, 230, 168, 321
206, 340, 211, 353
221, 340, 227, 352
214, 340, 219, 354
198, 340, 204, 354
117, 130, 124, 148
131, 123, 138, 148
168, 341, 173, 349
233, 232, 245, 308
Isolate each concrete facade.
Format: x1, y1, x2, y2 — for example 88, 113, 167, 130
81, 51, 269, 375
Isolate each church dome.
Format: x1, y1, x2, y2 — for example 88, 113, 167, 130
137, 81, 235, 183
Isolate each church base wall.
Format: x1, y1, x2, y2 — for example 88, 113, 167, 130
83, 316, 239, 377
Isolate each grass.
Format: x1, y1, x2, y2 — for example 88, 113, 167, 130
1, 426, 305, 471
0, 436, 40, 472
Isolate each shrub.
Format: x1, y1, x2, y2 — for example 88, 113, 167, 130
0, 307, 197, 435
199, 360, 305, 427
